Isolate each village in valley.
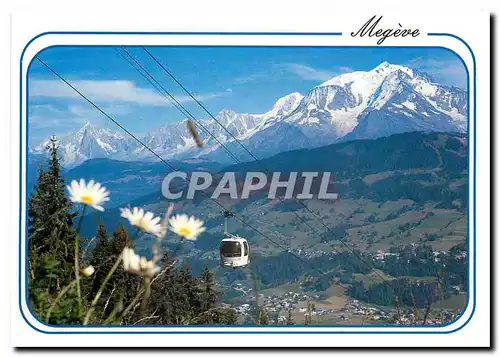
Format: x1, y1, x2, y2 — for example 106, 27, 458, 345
225, 245, 466, 326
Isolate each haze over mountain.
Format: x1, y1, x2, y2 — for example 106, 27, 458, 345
31, 62, 467, 167
74, 131, 468, 254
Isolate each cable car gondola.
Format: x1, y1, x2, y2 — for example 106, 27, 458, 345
219, 210, 250, 268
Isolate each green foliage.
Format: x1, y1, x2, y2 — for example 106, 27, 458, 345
258, 308, 269, 325
27, 137, 237, 326
30, 255, 82, 324
376, 243, 466, 284
28, 139, 78, 270
321, 224, 349, 242
89, 222, 111, 295
145, 264, 237, 325
198, 265, 218, 312
194, 307, 238, 325
348, 277, 440, 308
28, 137, 81, 324
85, 223, 140, 322
349, 243, 468, 307
424, 233, 440, 241
244, 250, 371, 290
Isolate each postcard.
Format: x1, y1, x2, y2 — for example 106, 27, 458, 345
9, 9, 491, 348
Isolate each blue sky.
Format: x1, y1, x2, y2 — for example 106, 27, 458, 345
28, 46, 467, 143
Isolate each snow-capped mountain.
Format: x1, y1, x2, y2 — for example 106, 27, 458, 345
32, 62, 467, 167
205, 61, 466, 161
277, 62, 466, 144
33, 122, 131, 167
131, 94, 303, 162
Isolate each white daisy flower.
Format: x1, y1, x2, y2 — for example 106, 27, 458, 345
120, 207, 163, 237
168, 214, 206, 240
67, 179, 110, 211
122, 247, 140, 273
81, 265, 95, 277
122, 247, 160, 278
139, 256, 161, 278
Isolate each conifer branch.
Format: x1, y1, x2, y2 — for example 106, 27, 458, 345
45, 279, 78, 323
83, 251, 123, 325
74, 205, 87, 312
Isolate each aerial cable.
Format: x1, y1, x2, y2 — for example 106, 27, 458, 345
37, 57, 376, 324
35, 56, 177, 172
136, 50, 417, 316
125, 49, 350, 258
142, 48, 393, 284
143, 47, 413, 321
116, 47, 241, 164
34, 56, 352, 289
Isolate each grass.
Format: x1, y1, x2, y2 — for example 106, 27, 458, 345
432, 294, 468, 310
143, 195, 467, 316
352, 270, 395, 287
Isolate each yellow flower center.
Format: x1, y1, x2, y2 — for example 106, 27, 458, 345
80, 195, 93, 204
178, 227, 192, 236
132, 218, 145, 229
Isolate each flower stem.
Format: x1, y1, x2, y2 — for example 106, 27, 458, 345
169, 236, 184, 263
83, 251, 123, 325
119, 287, 144, 323
119, 264, 172, 324
45, 279, 78, 323
74, 205, 87, 313
152, 204, 174, 265
103, 303, 121, 325
140, 277, 151, 316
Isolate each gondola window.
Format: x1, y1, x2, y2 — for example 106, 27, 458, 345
220, 241, 241, 257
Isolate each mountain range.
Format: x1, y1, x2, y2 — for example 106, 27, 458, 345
31, 62, 467, 167
74, 131, 468, 251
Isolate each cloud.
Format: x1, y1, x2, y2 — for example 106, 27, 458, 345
281, 63, 353, 82
29, 103, 63, 113
29, 79, 226, 106
67, 103, 130, 117
29, 115, 88, 129
232, 64, 352, 85
281, 63, 336, 81
339, 66, 354, 73
405, 56, 467, 89
232, 73, 269, 85
28, 100, 127, 134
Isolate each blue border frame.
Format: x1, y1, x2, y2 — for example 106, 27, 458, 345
19, 31, 476, 335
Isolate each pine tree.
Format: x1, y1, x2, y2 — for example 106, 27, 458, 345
110, 225, 139, 313
145, 264, 196, 325
146, 262, 237, 326
89, 222, 112, 296
27, 165, 49, 280
192, 265, 237, 325
110, 224, 131, 255
146, 265, 174, 325
198, 265, 218, 312
27, 136, 80, 324
174, 265, 200, 323
195, 306, 238, 325
90, 224, 139, 322
28, 137, 77, 266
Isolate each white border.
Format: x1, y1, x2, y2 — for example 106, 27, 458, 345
10, 11, 490, 347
